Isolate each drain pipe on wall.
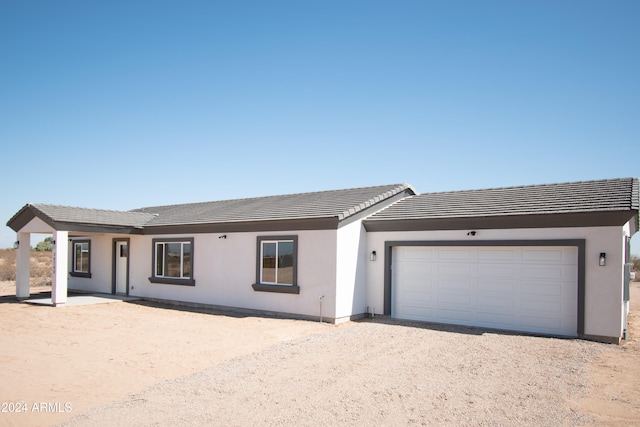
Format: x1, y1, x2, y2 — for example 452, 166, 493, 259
319, 295, 324, 323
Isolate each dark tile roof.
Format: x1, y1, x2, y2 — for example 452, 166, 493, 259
366, 178, 639, 223
30, 204, 156, 227
7, 184, 415, 232
5, 203, 157, 233
132, 184, 415, 227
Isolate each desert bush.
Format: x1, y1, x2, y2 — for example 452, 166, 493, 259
0, 249, 52, 286
0, 249, 16, 281
30, 251, 53, 286
35, 237, 53, 252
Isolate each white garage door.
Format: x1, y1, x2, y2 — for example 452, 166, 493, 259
392, 246, 578, 336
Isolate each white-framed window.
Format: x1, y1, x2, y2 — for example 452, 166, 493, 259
149, 238, 195, 286
253, 236, 299, 294
70, 239, 91, 278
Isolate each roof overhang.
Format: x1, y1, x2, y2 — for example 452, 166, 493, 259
7, 204, 50, 232
363, 210, 639, 232
7, 204, 144, 235
142, 216, 340, 235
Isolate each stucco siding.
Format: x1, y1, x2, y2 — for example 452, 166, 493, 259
128, 230, 338, 320
367, 226, 628, 340
335, 220, 368, 321
19, 217, 54, 234
67, 234, 115, 294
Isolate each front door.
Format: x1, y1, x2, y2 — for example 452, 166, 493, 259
114, 241, 129, 295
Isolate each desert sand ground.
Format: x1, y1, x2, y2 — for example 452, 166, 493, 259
1, 281, 639, 426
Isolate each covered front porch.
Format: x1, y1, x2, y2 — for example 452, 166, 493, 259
14, 222, 70, 306
7, 203, 152, 306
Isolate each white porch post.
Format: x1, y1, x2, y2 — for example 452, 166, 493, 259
15, 231, 31, 299
51, 230, 69, 306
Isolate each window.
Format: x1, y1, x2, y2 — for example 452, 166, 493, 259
253, 236, 299, 294
149, 238, 195, 286
70, 240, 91, 278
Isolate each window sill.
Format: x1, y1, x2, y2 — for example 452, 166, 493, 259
69, 272, 92, 278
252, 283, 300, 294
148, 277, 196, 286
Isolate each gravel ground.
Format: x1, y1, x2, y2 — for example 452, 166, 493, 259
63, 319, 603, 427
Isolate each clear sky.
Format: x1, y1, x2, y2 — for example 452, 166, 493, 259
1, 1, 638, 252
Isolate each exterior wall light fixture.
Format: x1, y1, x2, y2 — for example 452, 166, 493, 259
13, 241, 19, 249
219, 235, 227, 239
370, 251, 377, 261
599, 252, 606, 266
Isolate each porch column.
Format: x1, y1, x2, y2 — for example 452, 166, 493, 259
15, 232, 31, 299
51, 230, 69, 306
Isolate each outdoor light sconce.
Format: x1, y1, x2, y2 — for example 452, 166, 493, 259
13, 241, 19, 249
599, 252, 606, 266
370, 251, 377, 261
218, 234, 227, 239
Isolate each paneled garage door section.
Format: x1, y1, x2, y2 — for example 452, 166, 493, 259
392, 246, 578, 336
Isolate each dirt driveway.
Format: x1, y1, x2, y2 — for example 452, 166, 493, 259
1, 282, 640, 426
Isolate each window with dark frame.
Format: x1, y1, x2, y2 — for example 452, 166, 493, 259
253, 236, 299, 294
149, 238, 195, 286
70, 240, 91, 278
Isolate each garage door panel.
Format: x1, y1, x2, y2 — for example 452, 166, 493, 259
521, 281, 570, 297
520, 315, 563, 331
392, 246, 578, 337
437, 308, 475, 322
478, 265, 516, 279
477, 295, 514, 310
438, 291, 473, 306
398, 247, 435, 260
477, 280, 514, 294
521, 248, 567, 262
438, 278, 474, 292
401, 306, 436, 320
437, 264, 473, 277
438, 249, 475, 261
397, 262, 434, 277
477, 311, 515, 327
401, 292, 434, 306
478, 249, 517, 261
521, 297, 563, 314
522, 265, 571, 280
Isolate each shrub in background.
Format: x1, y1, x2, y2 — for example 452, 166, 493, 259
0, 249, 52, 286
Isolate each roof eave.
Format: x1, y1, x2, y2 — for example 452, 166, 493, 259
363, 210, 638, 232
141, 216, 341, 235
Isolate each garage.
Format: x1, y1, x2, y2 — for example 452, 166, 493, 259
365, 178, 638, 342
391, 245, 579, 336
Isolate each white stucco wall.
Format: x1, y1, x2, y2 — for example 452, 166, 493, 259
366, 225, 630, 340
19, 217, 54, 234
128, 229, 339, 320
335, 220, 369, 321
67, 234, 120, 294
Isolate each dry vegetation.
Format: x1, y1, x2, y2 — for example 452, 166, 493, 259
0, 249, 52, 286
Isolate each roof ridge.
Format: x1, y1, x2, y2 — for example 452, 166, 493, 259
337, 184, 415, 220
32, 203, 152, 216
132, 183, 410, 212
417, 177, 635, 196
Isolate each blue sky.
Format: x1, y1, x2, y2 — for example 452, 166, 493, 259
1, 1, 638, 252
